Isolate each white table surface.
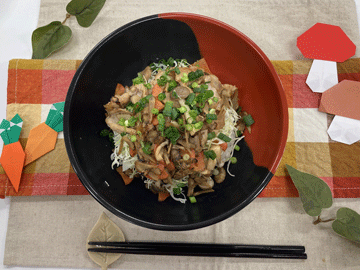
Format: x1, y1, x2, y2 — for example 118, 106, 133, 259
1, 1, 360, 269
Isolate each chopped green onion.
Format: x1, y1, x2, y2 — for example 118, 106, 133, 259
185, 124, 193, 131
167, 57, 175, 67
100, 129, 109, 137
207, 132, 216, 140
187, 118, 193, 124
174, 67, 180, 74
181, 73, 189, 83
158, 92, 166, 101
237, 130, 243, 137
127, 116, 138, 127
168, 80, 177, 92
243, 114, 255, 126
177, 182, 186, 188
237, 106, 242, 113
142, 141, 152, 155
144, 83, 152, 89
178, 106, 187, 113
151, 108, 159, 115
183, 154, 190, 161
193, 87, 202, 93
132, 73, 145, 85
172, 91, 179, 99
213, 97, 219, 102
118, 118, 126, 126
191, 82, 198, 88
206, 114, 217, 121
130, 135, 137, 142
173, 187, 181, 195
230, 157, 237, 164
157, 114, 166, 132
164, 126, 181, 145
171, 107, 180, 120
157, 75, 169, 86
177, 118, 184, 125
185, 93, 196, 106
189, 196, 197, 203
209, 108, 216, 114
120, 132, 126, 136
126, 102, 135, 112
163, 101, 174, 117
188, 69, 204, 81
201, 84, 209, 90
235, 145, 240, 151
137, 131, 142, 136
206, 119, 212, 124
108, 132, 114, 141
194, 122, 203, 130
189, 110, 199, 120
218, 132, 231, 142
204, 150, 217, 160
208, 99, 213, 105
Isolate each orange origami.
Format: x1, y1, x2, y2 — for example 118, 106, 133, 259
24, 102, 64, 165
0, 114, 25, 192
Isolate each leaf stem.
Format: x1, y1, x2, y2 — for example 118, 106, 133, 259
62, 13, 71, 25
313, 215, 336, 225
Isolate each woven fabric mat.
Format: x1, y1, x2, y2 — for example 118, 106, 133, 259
1, 59, 360, 198
3, 0, 360, 269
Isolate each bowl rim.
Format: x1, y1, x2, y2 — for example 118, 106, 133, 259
64, 12, 288, 231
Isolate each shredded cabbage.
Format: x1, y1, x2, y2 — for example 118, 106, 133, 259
111, 131, 138, 171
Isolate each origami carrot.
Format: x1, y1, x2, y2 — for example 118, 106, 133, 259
24, 101, 65, 166
0, 114, 25, 192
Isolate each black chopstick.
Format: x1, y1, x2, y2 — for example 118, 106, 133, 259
88, 242, 307, 259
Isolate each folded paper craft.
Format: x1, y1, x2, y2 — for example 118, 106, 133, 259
297, 23, 356, 93
24, 102, 65, 165
319, 80, 360, 121
0, 114, 25, 192
327, 115, 360, 145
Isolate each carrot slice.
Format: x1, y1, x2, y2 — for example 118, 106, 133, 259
166, 161, 175, 171
157, 162, 165, 172
129, 147, 136, 157
220, 143, 228, 152
158, 169, 169, 180
154, 99, 165, 111
194, 58, 212, 74
189, 149, 196, 159
115, 83, 125, 95
116, 166, 133, 185
193, 151, 205, 172
152, 84, 163, 97
152, 117, 159, 126
158, 192, 170, 202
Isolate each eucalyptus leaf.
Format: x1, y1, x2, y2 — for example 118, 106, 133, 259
286, 165, 333, 216
332, 207, 360, 243
66, 0, 106, 27
32, 21, 72, 59
86, 212, 125, 270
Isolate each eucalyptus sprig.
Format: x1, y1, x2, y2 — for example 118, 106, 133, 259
286, 165, 360, 244
31, 0, 106, 59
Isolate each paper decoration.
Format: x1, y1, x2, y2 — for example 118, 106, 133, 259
297, 23, 356, 62
306, 60, 338, 93
297, 23, 356, 93
24, 102, 65, 165
328, 115, 360, 145
319, 80, 360, 120
0, 114, 25, 192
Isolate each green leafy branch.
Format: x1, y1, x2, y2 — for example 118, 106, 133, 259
286, 165, 360, 243
31, 0, 106, 59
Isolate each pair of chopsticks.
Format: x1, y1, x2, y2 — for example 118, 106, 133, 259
88, 241, 307, 259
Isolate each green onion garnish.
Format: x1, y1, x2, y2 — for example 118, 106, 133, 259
174, 67, 180, 74
157, 93, 166, 101
230, 157, 237, 164
130, 135, 137, 142
189, 196, 197, 203
181, 73, 189, 83
120, 132, 126, 136
137, 131, 142, 136
173, 187, 181, 195
142, 141, 152, 155
132, 73, 145, 85
144, 83, 152, 89
171, 107, 180, 120
204, 150, 217, 160
189, 110, 199, 120
185, 124, 193, 131
207, 132, 216, 140
100, 129, 109, 137
127, 116, 138, 127
206, 114, 217, 121
178, 106, 187, 113
177, 118, 184, 125
168, 80, 177, 92
194, 122, 203, 130
218, 132, 231, 142
235, 145, 240, 151
188, 69, 204, 81
164, 126, 181, 145
157, 114, 165, 132
163, 101, 174, 117
118, 118, 126, 126
185, 93, 196, 106
191, 82, 198, 88
213, 97, 219, 102
243, 114, 254, 126
151, 108, 159, 115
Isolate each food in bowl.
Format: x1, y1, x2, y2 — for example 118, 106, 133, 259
102, 57, 254, 203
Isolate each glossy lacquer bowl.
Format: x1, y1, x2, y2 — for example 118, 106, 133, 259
64, 13, 288, 231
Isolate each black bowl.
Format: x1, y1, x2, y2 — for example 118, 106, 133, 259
64, 13, 288, 231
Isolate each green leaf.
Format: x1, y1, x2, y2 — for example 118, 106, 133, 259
32, 21, 72, 59
286, 165, 333, 216
66, 0, 106, 27
332, 207, 360, 243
